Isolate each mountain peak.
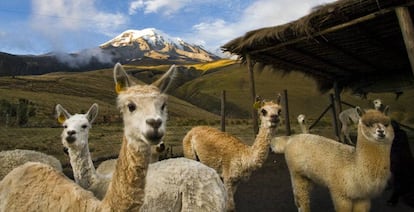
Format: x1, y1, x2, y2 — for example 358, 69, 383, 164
100, 28, 220, 62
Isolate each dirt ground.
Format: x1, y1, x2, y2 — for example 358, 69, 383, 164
234, 153, 414, 212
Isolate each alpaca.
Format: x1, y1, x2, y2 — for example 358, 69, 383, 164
274, 107, 394, 212
182, 97, 282, 211
96, 141, 165, 177
0, 149, 62, 180
297, 114, 309, 134
57, 68, 226, 211
56, 103, 111, 199
339, 99, 383, 145
0, 62, 176, 211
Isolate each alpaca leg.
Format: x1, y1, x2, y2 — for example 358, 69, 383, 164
352, 199, 370, 212
291, 174, 312, 212
331, 194, 352, 212
224, 179, 236, 212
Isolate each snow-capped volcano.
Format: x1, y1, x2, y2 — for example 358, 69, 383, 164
100, 28, 220, 62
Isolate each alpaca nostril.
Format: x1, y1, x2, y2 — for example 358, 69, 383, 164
67, 130, 76, 136
146, 118, 162, 129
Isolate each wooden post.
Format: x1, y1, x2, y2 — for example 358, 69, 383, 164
282, 90, 291, 136
221, 90, 226, 132
396, 7, 414, 76
329, 94, 340, 141
333, 82, 342, 139
246, 55, 258, 134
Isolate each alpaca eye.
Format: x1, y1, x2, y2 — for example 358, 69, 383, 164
63, 125, 68, 129
81, 124, 88, 129
127, 103, 136, 112
261, 109, 267, 116
161, 103, 167, 111
278, 110, 282, 115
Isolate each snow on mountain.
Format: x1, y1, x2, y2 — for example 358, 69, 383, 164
100, 28, 220, 62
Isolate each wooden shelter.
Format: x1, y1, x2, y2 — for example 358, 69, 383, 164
222, 0, 414, 135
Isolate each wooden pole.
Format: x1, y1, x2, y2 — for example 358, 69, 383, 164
329, 94, 340, 141
396, 7, 414, 76
246, 55, 258, 134
221, 90, 226, 132
282, 90, 291, 136
333, 82, 342, 140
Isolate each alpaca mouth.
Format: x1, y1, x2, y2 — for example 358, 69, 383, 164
145, 131, 164, 144
65, 136, 76, 143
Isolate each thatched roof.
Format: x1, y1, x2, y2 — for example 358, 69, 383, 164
222, 0, 414, 94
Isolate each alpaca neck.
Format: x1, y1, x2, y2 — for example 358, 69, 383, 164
300, 123, 309, 134
101, 135, 150, 210
68, 143, 96, 189
355, 127, 391, 178
250, 126, 276, 166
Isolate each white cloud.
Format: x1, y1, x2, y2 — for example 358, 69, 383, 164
185, 0, 335, 56
129, 0, 203, 16
30, 0, 128, 51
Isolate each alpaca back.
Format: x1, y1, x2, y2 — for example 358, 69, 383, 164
183, 126, 250, 173
0, 162, 99, 211
0, 149, 62, 180
141, 158, 227, 212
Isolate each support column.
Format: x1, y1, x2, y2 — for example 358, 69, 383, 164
396, 7, 414, 76
329, 94, 340, 141
282, 89, 291, 136
246, 55, 258, 134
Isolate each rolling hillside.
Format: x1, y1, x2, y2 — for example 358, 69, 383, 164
0, 60, 413, 129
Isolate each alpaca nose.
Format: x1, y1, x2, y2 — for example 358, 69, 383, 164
270, 115, 280, 123
67, 130, 76, 136
377, 128, 385, 138
146, 118, 162, 129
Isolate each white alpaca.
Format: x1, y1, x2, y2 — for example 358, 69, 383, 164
57, 67, 226, 211
182, 97, 282, 211
274, 107, 394, 212
297, 114, 309, 134
0, 62, 175, 211
0, 149, 62, 180
56, 103, 110, 199
339, 99, 383, 144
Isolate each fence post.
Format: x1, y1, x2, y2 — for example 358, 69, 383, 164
329, 94, 340, 141
221, 90, 226, 132
282, 90, 291, 136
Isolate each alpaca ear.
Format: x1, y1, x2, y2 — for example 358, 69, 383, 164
151, 64, 178, 93
113, 63, 136, 94
55, 104, 71, 124
355, 106, 364, 118
253, 100, 264, 110
276, 93, 282, 104
86, 103, 99, 124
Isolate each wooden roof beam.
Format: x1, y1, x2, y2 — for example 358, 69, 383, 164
396, 6, 414, 76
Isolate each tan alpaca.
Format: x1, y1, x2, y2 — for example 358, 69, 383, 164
270, 114, 309, 153
0, 62, 175, 211
182, 97, 282, 211
275, 107, 394, 212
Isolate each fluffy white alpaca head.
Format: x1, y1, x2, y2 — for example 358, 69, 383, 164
372, 99, 383, 110
56, 104, 98, 151
114, 63, 176, 145
297, 114, 306, 125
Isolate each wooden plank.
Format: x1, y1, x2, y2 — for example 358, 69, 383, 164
246, 54, 259, 134
396, 7, 414, 75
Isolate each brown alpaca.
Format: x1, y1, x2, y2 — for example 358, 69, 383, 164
0, 63, 176, 211
275, 107, 394, 212
182, 97, 282, 211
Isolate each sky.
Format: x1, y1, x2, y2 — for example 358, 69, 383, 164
0, 0, 336, 56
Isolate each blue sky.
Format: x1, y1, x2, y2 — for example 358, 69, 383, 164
0, 0, 335, 56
